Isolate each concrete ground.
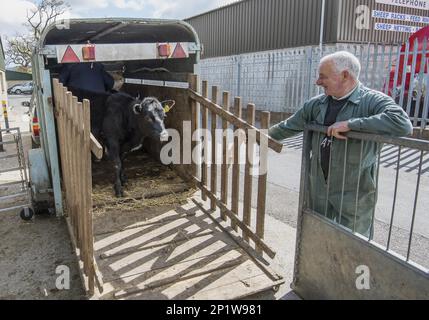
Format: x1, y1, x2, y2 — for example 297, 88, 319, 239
0, 96, 299, 299
2, 94, 426, 299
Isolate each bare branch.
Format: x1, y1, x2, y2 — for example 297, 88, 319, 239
7, 0, 70, 70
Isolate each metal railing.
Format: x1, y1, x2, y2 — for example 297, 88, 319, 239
299, 124, 429, 271
200, 41, 429, 130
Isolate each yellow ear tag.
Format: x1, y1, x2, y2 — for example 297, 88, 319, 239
163, 105, 171, 113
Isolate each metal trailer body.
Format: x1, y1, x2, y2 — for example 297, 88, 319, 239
31, 18, 202, 216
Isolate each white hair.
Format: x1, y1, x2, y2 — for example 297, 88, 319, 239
320, 51, 361, 80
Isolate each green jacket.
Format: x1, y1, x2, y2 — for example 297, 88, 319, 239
269, 84, 413, 236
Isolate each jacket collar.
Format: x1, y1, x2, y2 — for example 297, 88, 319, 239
320, 82, 364, 105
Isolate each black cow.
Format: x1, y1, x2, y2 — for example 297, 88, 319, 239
102, 92, 169, 197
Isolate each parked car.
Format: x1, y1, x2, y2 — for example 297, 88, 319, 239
8, 82, 33, 95
29, 95, 40, 148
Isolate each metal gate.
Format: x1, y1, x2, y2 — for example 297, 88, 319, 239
293, 124, 429, 299
0, 127, 32, 216
200, 41, 429, 130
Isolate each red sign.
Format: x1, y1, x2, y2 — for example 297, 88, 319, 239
61, 45, 80, 63
171, 43, 187, 59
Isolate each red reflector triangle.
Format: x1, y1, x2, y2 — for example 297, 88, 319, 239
172, 43, 187, 59
61, 45, 80, 63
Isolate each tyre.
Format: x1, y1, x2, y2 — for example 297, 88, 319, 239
15, 89, 22, 94
20, 207, 34, 221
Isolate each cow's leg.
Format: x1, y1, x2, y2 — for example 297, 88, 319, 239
113, 155, 124, 197
119, 153, 128, 185
106, 139, 124, 197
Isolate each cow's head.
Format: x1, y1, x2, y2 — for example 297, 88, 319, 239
132, 97, 169, 141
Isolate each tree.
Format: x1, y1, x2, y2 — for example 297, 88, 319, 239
5, 0, 70, 71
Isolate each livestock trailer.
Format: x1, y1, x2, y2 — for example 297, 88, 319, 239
30, 18, 285, 299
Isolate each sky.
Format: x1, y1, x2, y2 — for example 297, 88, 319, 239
0, 0, 237, 39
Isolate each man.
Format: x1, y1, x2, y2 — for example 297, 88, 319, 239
59, 62, 114, 94
269, 51, 413, 237
59, 62, 115, 144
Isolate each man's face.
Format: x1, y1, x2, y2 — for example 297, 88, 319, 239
316, 60, 346, 97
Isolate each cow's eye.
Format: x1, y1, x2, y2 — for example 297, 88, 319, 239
145, 115, 152, 122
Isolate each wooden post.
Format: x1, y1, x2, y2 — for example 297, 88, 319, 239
83, 98, 95, 295
66, 92, 76, 240
76, 100, 88, 278
201, 81, 209, 201
62, 87, 71, 214
71, 96, 81, 249
189, 74, 199, 179
210, 86, 218, 211
243, 104, 255, 242
231, 97, 242, 231
221, 92, 230, 221
256, 112, 270, 253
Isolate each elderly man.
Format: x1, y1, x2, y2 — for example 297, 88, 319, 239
269, 51, 413, 237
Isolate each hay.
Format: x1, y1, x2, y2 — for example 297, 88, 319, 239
91, 164, 196, 216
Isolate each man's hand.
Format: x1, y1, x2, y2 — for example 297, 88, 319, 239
327, 121, 350, 140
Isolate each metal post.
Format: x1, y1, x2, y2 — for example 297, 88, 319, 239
2, 100, 9, 132
0, 121, 4, 152
319, 0, 326, 58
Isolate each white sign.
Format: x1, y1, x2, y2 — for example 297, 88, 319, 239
373, 10, 429, 23
376, 0, 429, 11
374, 22, 422, 32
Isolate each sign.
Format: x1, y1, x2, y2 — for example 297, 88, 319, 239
372, 10, 429, 23
61, 45, 80, 63
374, 22, 422, 33
376, 0, 429, 11
56, 43, 192, 63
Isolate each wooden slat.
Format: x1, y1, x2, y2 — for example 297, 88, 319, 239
71, 96, 82, 252
90, 133, 103, 159
66, 92, 77, 241
83, 98, 95, 295
190, 177, 276, 259
76, 100, 87, 279
188, 89, 283, 153
231, 97, 242, 232
210, 86, 218, 211
189, 74, 199, 179
221, 91, 230, 222
201, 80, 209, 201
256, 112, 270, 253
243, 104, 255, 243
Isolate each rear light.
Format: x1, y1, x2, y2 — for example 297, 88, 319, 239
32, 117, 40, 137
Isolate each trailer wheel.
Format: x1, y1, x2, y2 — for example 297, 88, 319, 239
20, 207, 34, 221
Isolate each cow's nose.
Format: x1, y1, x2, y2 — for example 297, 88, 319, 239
160, 130, 169, 142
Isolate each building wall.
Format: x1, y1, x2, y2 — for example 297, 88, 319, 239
337, 0, 429, 44
186, 0, 429, 59
186, 0, 339, 58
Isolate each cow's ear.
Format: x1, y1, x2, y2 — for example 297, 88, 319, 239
161, 100, 176, 114
133, 103, 142, 115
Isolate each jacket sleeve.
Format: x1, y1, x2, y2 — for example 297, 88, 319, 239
268, 102, 312, 141
347, 93, 413, 136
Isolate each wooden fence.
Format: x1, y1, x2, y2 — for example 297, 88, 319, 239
52, 79, 103, 296
188, 75, 283, 258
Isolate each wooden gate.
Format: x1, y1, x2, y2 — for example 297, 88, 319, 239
188, 75, 283, 258
52, 79, 103, 295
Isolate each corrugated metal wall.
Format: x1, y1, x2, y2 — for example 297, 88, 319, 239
186, 0, 339, 58
186, 0, 429, 58
337, 0, 429, 43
